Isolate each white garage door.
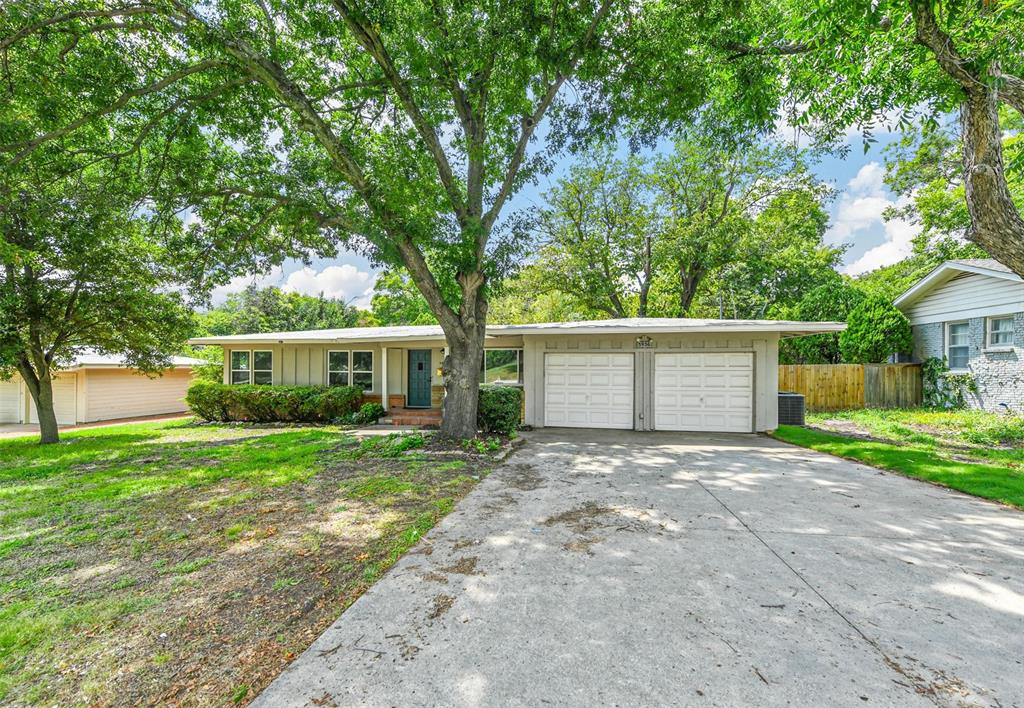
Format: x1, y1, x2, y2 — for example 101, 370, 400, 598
29, 375, 77, 426
0, 380, 21, 423
655, 353, 753, 433
544, 353, 634, 429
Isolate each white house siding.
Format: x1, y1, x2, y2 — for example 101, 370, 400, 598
83, 368, 193, 422
28, 374, 78, 425
912, 314, 1024, 411
522, 333, 779, 432
905, 272, 1024, 325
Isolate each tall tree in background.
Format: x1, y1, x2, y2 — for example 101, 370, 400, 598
723, 0, 1024, 275
709, 188, 843, 319
197, 285, 364, 336
369, 271, 439, 326
534, 152, 654, 317
529, 131, 826, 318
3, 0, 742, 438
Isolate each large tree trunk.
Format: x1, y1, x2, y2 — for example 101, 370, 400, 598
439, 320, 486, 440
17, 357, 59, 444
960, 87, 1024, 275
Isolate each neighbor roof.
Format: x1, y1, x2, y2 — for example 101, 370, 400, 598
65, 352, 207, 370
189, 318, 845, 346
894, 259, 1022, 309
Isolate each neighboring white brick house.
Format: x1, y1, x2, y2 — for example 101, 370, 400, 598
894, 259, 1024, 411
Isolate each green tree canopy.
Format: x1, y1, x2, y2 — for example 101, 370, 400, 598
196, 285, 365, 336
369, 271, 438, 327
776, 280, 866, 364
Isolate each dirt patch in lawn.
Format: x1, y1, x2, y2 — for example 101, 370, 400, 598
0, 428, 498, 706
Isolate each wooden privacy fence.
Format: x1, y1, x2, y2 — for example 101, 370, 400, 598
778, 363, 922, 412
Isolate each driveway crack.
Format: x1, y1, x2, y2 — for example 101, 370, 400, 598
693, 478, 948, 707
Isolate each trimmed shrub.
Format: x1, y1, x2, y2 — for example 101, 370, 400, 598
185, 381, 363, 422
839, 295, 913, 363
353, 402, 387, 425
477, 385, 522, 435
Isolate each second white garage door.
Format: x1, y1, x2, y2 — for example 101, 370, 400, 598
655, 353, 753, 433
28, 375, 77, 426
544, 353, 634, 429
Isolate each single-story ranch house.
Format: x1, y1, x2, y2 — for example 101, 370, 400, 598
190, 318, 844, 433
894, 259, 1024, 411
0, 353, 203, 426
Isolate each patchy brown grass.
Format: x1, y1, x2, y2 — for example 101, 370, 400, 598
0, 421, 497, 706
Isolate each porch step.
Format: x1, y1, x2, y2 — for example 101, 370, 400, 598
380, 408, 442, 428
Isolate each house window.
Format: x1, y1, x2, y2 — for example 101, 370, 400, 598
481, 349, 523, 384
327, 350, 374, 391
947, 322, 970, 370
987, 317, 1014, 347
230, 351, 250, 385
253, 350, 273, 385
352, 351, 374, 391
327, 351, 349, 387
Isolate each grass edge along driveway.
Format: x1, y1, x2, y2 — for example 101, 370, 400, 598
772, 424, 1024, 510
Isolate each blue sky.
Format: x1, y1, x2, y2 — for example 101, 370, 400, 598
211, 126, 914, 307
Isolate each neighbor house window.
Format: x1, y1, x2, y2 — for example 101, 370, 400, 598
230, 351, 251, 385
987, 317, 1014, 347
252, 350, 273, 385
327, 350, 374, 390
946, 322, 970, 370
481, 349, 523, 384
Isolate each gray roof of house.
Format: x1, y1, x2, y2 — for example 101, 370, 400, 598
189, 318, 846, 345
67, 352, 206, 369
951, 258, 1013, 274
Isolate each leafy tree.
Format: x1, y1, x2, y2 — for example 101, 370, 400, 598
0, 167, 194, 444
775, 280, 866, 364
853, 233, 985, 302
196, 285, 362, 336
839, 295, 913, 363
530, 132, 823, 318
708, 188, 843, 318
369, 271, 438, 326
534, 151, 654, 317
3, 0, 746, 438
487, 265, 607, 324
721, 0, 1024, 276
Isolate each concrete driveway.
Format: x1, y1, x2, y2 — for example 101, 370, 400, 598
257, 429, 1024, 707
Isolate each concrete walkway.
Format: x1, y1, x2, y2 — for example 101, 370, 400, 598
256, 429, 1024, 707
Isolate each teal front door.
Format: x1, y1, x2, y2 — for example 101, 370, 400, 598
407, 350, 432, 408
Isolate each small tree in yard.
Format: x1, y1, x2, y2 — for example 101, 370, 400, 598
839, 296, 914, 364
0, 169, 194, 444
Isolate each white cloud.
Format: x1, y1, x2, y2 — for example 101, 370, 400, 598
281, 265, 377, 307
826, 162, 921, 275
209, 266, 284, 304
208, 262, 378, 307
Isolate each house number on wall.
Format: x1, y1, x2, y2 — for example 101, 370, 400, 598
635, 335, 654, 349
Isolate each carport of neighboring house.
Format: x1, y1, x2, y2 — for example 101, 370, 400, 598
190, 318, 844, 434
0, 354, 203, 426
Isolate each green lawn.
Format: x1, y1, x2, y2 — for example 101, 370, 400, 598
771, 407, 1024, 509
0, 420, 488, 705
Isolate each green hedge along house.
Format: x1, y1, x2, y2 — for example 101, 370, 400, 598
189, 318, 843, 432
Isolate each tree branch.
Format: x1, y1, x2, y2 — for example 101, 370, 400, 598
1, 59, 231, 164
0, 6, 161, 51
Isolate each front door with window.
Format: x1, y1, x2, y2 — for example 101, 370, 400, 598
407, 350, 432, 408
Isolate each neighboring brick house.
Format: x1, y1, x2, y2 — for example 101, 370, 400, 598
894, 259, 1024, 411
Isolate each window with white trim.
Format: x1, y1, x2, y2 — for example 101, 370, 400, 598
480, 349, 523, 384
230, 351, 250, 385
946, 322, 970, 370
987, 317, 1014, 347
327, 350, 374, 391
253, 350, 273, 385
